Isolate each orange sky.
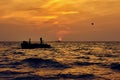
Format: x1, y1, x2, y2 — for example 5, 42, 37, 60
0, 0, 120, 41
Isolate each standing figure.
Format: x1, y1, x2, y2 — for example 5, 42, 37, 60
40, 37, 43, 44
29, 38, 31, 45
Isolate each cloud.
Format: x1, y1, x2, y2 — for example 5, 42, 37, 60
0, 0, 119, 24
57, 11, 79, 15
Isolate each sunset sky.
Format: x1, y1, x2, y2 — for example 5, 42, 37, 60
0, 0, 120, 41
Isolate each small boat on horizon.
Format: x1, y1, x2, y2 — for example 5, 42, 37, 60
54, 40, 62, 43
54, 37, 63, 43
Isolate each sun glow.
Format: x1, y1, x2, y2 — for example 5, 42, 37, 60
58, 37, 62, 41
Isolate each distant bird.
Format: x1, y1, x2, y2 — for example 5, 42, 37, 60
91, 23, 94, 25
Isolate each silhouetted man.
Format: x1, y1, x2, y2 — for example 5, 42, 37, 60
40, 37, 43, 44
29, 38, 31, 45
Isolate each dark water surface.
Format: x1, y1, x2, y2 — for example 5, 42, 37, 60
0, 41, 120, 80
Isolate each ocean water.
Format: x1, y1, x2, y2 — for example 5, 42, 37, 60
0, 41, 120, 80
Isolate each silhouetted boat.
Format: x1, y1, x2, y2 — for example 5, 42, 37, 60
21, 37, 52, 49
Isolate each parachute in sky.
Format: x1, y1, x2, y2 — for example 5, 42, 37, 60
91, 23, 94, 25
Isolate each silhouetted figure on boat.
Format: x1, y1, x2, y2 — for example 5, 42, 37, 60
29, 38, 31, 45
21, 37, 51, 49
40, 37, 43, 44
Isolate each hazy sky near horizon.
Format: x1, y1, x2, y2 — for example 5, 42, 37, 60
0, 0, 120, 41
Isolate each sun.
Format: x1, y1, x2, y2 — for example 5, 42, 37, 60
58, 37, 62, 41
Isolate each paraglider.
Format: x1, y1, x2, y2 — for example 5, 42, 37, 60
91, 23, 94, 25
90, 22, 96, 31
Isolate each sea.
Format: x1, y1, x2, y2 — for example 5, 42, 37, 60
0, 41, 120, 80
